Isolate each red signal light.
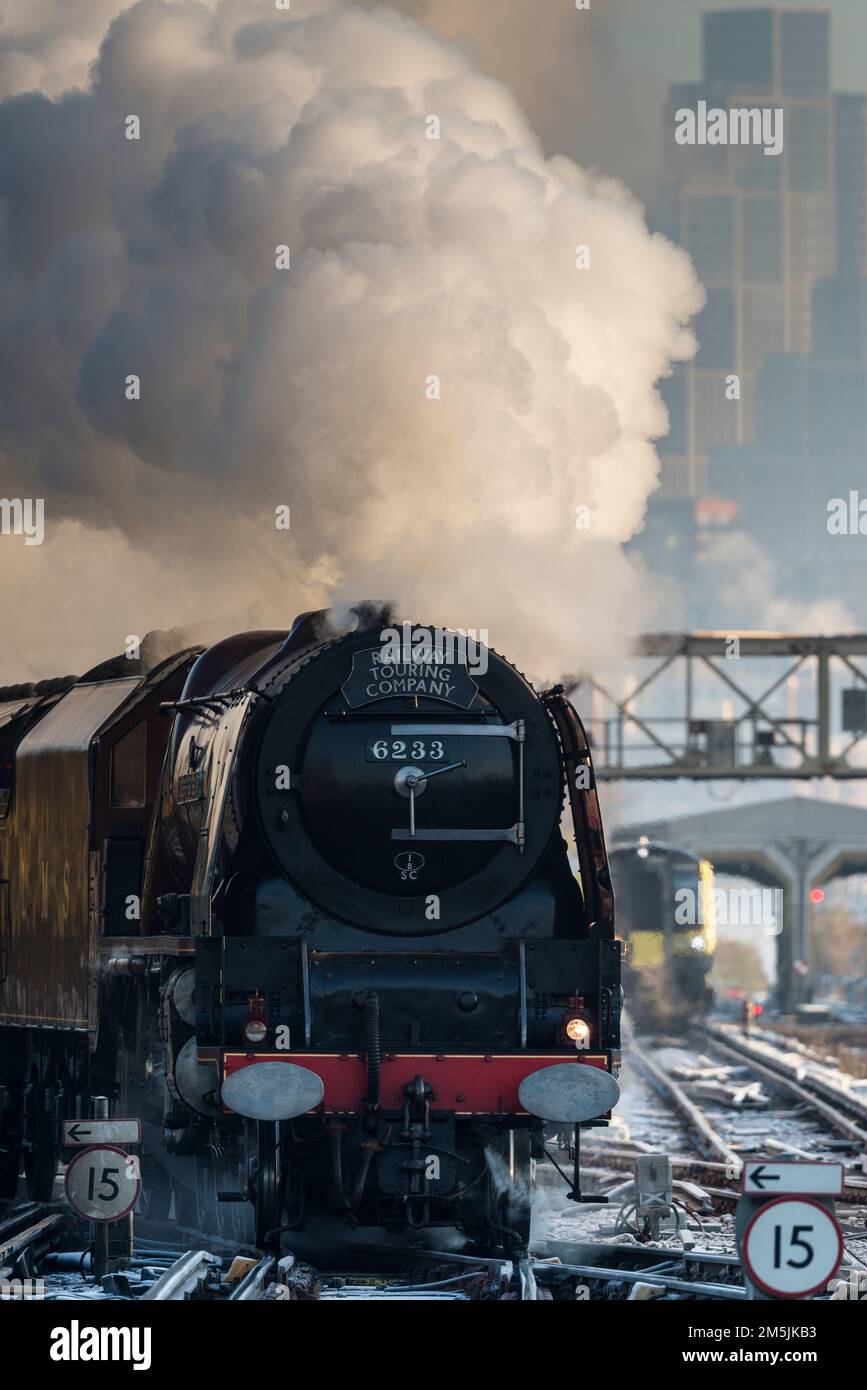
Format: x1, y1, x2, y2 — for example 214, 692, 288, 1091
809, 888, 825, 904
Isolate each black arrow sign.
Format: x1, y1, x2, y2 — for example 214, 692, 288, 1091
749, 1165, 781, 1190
66, 1123, 91, 1143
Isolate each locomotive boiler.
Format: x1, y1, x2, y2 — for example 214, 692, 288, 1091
0, 606, 620, 1257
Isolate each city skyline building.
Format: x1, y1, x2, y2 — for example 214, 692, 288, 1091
656, 7, 837, 498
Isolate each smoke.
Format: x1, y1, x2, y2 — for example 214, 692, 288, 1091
0, 1, 132, 99
0, 0, 702, 683
385, 0, 662, 198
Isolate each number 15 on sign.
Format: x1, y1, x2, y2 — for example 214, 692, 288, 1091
742, 1197, 843, 1299
63, 1145, 142, 1223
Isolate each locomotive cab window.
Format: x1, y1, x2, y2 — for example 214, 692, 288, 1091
110, 720, 147, 808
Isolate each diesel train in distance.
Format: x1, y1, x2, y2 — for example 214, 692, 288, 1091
0, 606, 621, 1256
609, 840, 716, 1031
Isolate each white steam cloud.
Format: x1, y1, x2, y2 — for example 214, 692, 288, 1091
0, 0, 702, 683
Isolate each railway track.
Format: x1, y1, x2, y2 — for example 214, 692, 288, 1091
700, 1021, 867, 1141
7, 1210, 528, 1301
137, 1241, 751, 1300
626, 1036, 738, 1166
10, 1020, 867, 1303
625, 1025, 867, 1176
139, 1249, 301, 1300
539, 1028, 861, 1295
0, 1200, 68, 1285
5, 1196, 754, 1301
139, 1246, 518, 1300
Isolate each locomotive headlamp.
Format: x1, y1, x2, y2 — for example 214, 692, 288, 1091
564, 1016, 591, 1048
243, 993, 268, 1045
690, 934, 705, 951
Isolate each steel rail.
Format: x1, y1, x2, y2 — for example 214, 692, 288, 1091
698, 1026, 867, 1150
535, 1260, 746, 1299
140, 1248, 222, 1300
535, 1237, 742, 1271
627, 1037, 739, 1166
715, 1023, 867, 1128
0, 1208, 66, 1279
228, 1255, 277, 1300
319, 1286, 472, 1300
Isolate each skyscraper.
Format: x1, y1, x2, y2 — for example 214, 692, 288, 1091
834, 92, 867, 274
810, 92, 867, 366
657, 8, 835, 497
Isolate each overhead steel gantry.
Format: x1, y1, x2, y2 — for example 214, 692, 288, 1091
581, 633, 867, 781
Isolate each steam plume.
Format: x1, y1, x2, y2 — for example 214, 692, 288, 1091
0, 0, 702, 683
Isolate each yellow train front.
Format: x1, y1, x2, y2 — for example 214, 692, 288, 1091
609, 841, 715, 1032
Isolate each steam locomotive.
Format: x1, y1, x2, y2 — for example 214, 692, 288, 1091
609, 840, 715, 1031
0, 606, 620, 1256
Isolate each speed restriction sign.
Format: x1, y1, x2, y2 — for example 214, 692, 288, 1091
741, 1196, 843, 1299
64, 1145, 141, 1223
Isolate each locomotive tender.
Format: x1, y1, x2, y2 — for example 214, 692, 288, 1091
0, 605, 620, 1254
